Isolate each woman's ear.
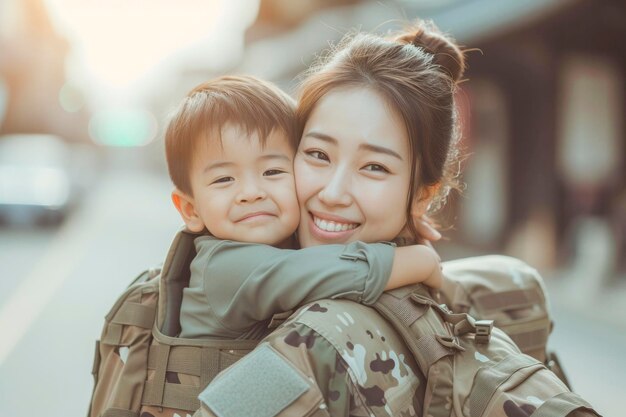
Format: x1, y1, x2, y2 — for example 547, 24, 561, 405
410, 183, 441, 217
171, 189, 205, 232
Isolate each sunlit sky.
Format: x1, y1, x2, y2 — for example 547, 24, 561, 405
41, 0, 260, 146
44, 0, 260, 101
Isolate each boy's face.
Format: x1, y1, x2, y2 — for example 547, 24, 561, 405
176, 124, 300, 246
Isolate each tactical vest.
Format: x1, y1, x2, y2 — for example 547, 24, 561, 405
438, 255, 569, 385
88, 229, 585, 417
373, 283, 600, 417
88, 230, 269, 417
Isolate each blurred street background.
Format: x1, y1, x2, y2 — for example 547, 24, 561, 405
0, 0, 624, 416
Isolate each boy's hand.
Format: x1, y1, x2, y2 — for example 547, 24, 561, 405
414, 215, 442, 243
386, 243, 443, 291
415, 245, 443, 289
397, 215, 442, 246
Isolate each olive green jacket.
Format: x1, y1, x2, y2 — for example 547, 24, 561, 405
179, 235, 395, 339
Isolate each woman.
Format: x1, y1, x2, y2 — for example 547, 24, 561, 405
194, 20, 462, 417
196, 20, 595, 417
199, 16, 597, 417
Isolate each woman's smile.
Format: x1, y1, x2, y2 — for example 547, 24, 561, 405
313, 216, 358, 232
306, 210, 360, 242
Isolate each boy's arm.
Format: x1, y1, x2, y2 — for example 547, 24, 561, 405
387, 245, 442, 290
200, 238, 392, 331
199, 238, 440, 332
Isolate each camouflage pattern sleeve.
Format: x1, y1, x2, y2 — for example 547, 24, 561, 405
197, 299, 426, 417
265, 300, 427, 417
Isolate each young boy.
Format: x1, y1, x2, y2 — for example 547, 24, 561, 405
165, 75, 442, 339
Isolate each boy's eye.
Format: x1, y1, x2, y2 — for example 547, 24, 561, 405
263, 169, 285, 176
211, 176, 234, 184
305, 150, 330, 162
363, 163, 390, 173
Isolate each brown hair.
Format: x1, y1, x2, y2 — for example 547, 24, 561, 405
165, 75, 297, 195
296, 19, 466, 241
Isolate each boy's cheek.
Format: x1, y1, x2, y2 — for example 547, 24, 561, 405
294, 207, 302, 227
287, 197, 301, 230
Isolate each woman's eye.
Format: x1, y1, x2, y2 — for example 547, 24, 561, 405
363, 163, 390, 173
211, 176, 234, 184
305, 150, 330, 162
263, 169, 285, 176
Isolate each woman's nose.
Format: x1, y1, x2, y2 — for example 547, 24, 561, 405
318, 167, 352, 206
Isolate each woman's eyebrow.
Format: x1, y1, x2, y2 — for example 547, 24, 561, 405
305, 130, 403, 160
359, 143, 403, 161
303, 131, 338, 145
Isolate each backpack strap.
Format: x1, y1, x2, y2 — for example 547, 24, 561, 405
143, 381, 200, 411
530, 392, 600, 417
373, 285, 491, 371
111, 300, 156, 329
412, 292, 494, 343
142, 344, 215, 411
142, 343, 250, 412
101, 301, 156, 346
375, 288, 457, 373
200, 347, 222, 387
373, 285, 498, 417
143, 344, 171, 406
158, 228, 200, 337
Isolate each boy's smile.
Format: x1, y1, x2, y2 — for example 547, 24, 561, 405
177, 124, 300, 246
235, 211, 276, 223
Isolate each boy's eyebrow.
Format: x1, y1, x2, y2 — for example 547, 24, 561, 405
258, 153, 292, 162
304, 130, 403, 161
202, 154, 291, 173
203, 161, 234, 173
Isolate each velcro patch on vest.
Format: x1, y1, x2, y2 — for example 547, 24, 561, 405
198, 344, 308, 417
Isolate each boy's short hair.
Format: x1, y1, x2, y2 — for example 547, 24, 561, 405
165, 75, 297, 195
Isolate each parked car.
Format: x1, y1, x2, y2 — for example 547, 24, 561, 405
0, 134, 80, 226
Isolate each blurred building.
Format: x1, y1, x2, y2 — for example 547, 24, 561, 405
0, 0, 89, 142
442, 0, 625, 284
238, 0, 625, 282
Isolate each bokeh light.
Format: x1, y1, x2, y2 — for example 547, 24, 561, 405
88, 108, 158, 147
58, 82, 84, 113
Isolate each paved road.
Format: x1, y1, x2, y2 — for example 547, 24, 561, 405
0, 160, 182, 416
546, 280, 626, 417
0, 159, 621, 416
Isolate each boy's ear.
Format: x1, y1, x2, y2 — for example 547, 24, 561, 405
171, 189, 205, 233
410, 183, 441, 217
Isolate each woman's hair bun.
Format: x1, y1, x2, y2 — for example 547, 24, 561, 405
396, 19, 466, 83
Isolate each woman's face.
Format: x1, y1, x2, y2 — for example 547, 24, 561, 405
295, 87, 413, 248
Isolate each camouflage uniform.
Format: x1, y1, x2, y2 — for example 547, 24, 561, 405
196, 256, 601, 417
198, 299, 426, 417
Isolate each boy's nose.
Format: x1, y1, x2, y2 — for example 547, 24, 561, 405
236, 182, 267, 203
